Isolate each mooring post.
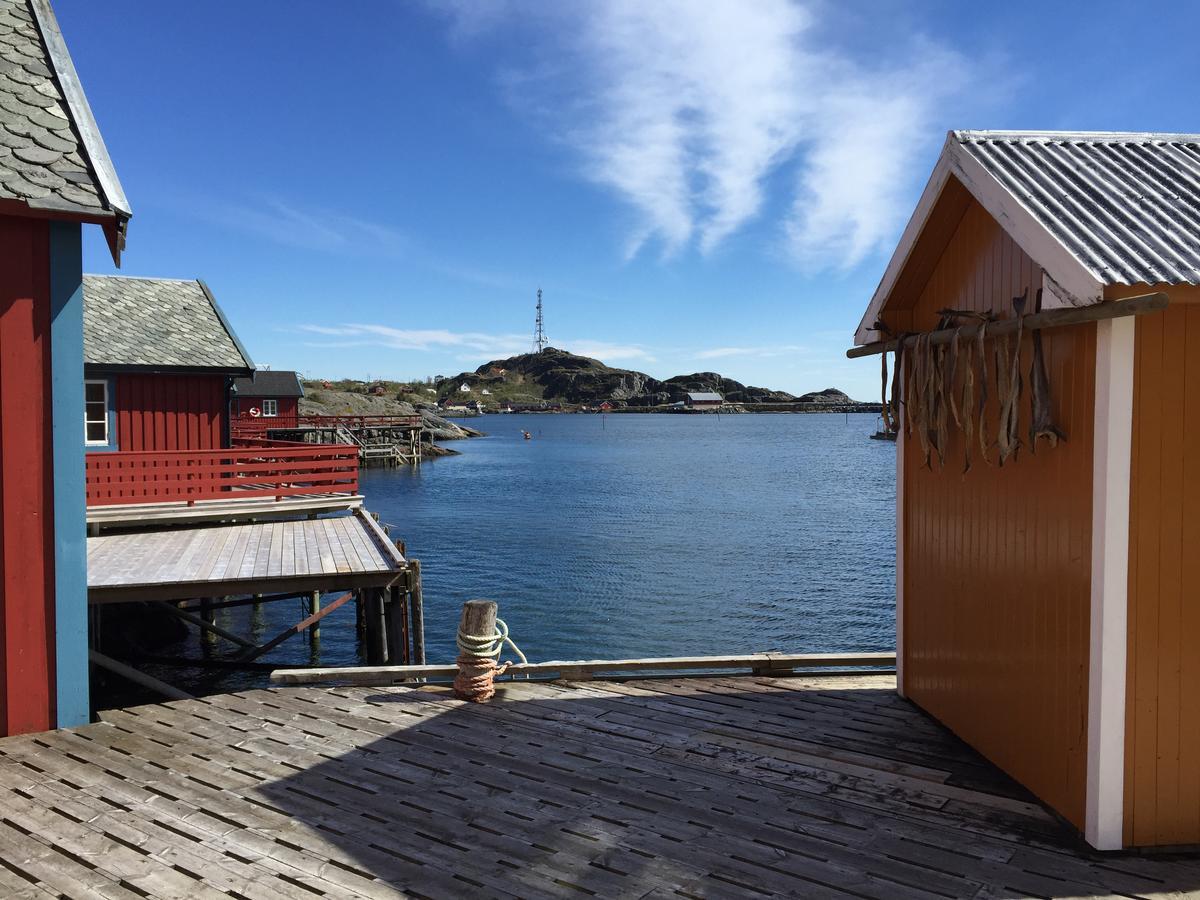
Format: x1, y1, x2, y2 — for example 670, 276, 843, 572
410, 559, 425, 665
200, 598, 215, 648
454, 599, 499, 702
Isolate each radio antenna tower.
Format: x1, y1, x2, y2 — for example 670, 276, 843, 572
533, 287, 548, 353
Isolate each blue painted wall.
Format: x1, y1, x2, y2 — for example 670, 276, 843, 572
49, 221, 89, 728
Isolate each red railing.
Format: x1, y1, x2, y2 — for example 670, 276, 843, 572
85, 446, 360, 507
231, 414, 422, 435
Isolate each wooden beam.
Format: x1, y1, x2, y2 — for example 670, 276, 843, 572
269, 651, 897, 686
846, 292, 1167, 359
88, 650, 192, 701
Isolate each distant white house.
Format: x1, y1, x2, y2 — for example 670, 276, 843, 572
481, 388, 491, 395
459, 383, 471, 393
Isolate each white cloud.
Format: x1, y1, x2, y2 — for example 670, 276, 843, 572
299, 324, 529, 358
435, 0, 973, 268
298, 324, 654, 364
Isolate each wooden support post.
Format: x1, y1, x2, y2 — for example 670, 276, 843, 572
156, 601, 256, 650
199, 598, 215, 648
384, 585, 407, 665
365, 588, 387, 665
410, 559, 425, 665
309, 591, 321, 645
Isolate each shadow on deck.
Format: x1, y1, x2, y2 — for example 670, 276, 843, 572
1, 675, 1197, 898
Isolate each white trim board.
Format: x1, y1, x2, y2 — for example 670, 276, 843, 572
854, 133, 1104, 346
895, 359, 906, 698
1085, 315, 1134, 850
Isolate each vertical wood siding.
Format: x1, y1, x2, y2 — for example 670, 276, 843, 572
115, 374, 226, 451
0, 215, 55, 735
1122, 287, 1200, 847
235, 396, 298, 420
897, 199, 1094, 829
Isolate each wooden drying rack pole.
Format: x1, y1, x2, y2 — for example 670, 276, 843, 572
846, 292, 1168, 359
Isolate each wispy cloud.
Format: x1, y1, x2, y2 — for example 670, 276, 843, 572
435, 0, 978, 268
298, 323, 655, 364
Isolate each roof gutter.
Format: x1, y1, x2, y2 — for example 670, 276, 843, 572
28, 0, 131, 266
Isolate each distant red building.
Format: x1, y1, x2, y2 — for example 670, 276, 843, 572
83, 276, 254, 452
231, 370, 304, 423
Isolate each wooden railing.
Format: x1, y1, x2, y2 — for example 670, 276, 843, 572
232, 414, 422, 435
85, 446, 360, 507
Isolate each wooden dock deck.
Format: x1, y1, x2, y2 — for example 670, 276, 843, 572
87, 508, 405, 603
0, 674, 1196, 898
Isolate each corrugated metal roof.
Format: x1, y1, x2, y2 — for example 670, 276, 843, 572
687, 392, 723, 402
232, 370, 304, 398
83, 275, 253, 372
955, 131, 1200, 286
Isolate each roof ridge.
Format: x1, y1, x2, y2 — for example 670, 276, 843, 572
955, 129, 1200, 143
83, 274, 199, 284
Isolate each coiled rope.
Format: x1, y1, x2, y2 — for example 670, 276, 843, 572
453, 617, 528, 702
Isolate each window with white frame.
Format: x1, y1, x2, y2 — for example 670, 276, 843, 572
261, 399, 278, 417
85, 380, 108, 445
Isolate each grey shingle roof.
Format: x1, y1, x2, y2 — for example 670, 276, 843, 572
0, 0, 129, 259
955, 131, 1200, 286
83, 275, 253, 372
232, 370, 304, 398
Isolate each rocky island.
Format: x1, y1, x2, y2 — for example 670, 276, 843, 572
435, 347, 877, 412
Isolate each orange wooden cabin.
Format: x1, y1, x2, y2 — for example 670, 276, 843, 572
853, 131, 1200, 850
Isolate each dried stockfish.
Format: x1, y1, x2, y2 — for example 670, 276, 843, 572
890, 336, 906, 434
976, 320, 992, 465
947, 329, 962, 429
1028, 289, 1066, 451
960, 336, 976, 473
915, 334, 933, 468
997, 290, 1028, 466
933, 341, 949, 468
880, 349, 892, 433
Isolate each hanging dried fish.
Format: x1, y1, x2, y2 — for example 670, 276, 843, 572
890, 336, 906, 434
933, 341, 948, 468
946, 329, 962, 429
997, 290, 1028, 466
880, 349, 892, 433
976, 320, 992, 465
994, 330, 1012, 463
915, 334, 933, 468
960, 336, 976, 473
1027, 289, 1066, 450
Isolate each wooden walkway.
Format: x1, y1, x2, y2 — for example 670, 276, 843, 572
0, 675, 1197, 898
87, 509, 405, 603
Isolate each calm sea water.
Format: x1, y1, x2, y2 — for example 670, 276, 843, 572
130, 413, 895, 698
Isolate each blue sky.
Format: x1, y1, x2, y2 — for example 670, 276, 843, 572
64, 0, 1200, 399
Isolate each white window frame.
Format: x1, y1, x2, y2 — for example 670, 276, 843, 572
84, 379, 109, 446
261, 399, 278, 417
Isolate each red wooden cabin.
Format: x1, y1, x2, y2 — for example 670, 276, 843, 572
0, 0, 131, 734
82, 276, 253, 452
231, 369, 303, 424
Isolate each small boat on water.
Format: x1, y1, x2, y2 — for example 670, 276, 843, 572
522, 430, 532, 440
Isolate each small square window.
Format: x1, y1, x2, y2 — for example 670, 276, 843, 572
84, 380, 108, 445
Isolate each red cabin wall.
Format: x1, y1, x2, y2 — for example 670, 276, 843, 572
234, 396, 298, 420
0, 215, 56, 734
115, 374, 226, 451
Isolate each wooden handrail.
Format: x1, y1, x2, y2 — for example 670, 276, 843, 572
270, 651, 897, 686
85, 445, 359, 507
